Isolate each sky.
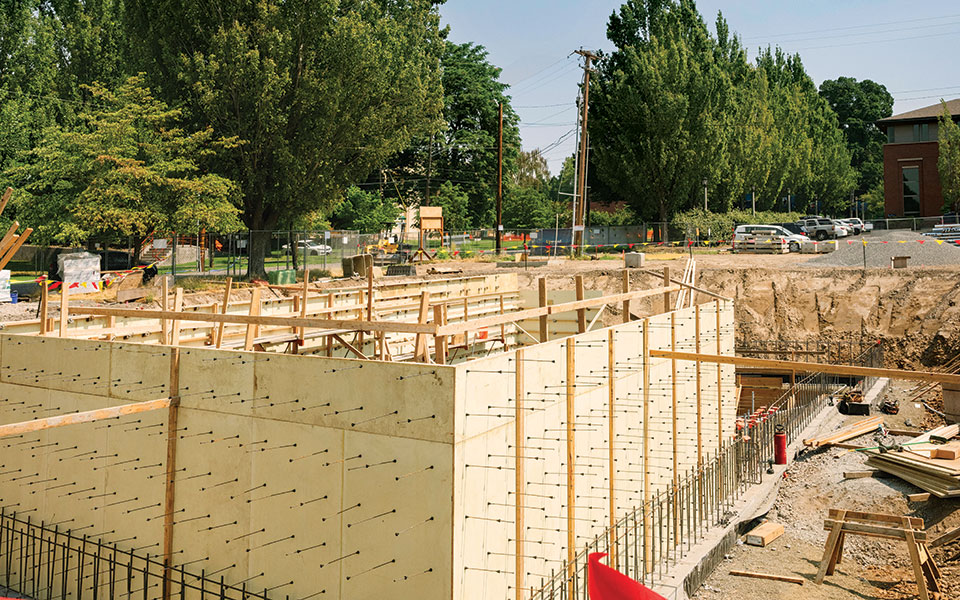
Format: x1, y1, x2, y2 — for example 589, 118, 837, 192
440, 0, 960, 174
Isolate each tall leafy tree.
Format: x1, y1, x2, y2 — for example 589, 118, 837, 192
6, 77, 241, 251
939, 103, 960, 214
330, 186, 400, 234
591, 0, 730, 236
430, 41, 520, 226
819, 77, 893, 196
125, 0, 446, 276
514, 149, 550, 190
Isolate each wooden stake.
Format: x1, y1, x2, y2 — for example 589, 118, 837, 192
607, 328, 617, 568
716, 299, 723, 451
214, 277, 233, 348
58, 284, 69, 337
162, 347, 181, 600
565, 338, 576, 578
39, 282, 49, 335
326, 293, 334, 356
621, 269, 631, 323
642, 319, 652, 572
538, 277, 548, 342
413, 292, 431, 361
499, 293, 508, 350
514, 347, 525, 600
662, 266, 671, 313
160, 276, 169, 345
671, 311, 679, 547
433, 304, 446, 365
695, 304, 702, 466
299, 274, 308, 345
169, 288, 184, 346
244, 287, 262, 351
575, 275, 586, 333
0, 222, 18, 254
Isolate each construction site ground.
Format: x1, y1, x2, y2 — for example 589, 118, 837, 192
7, 234, 960, 599
691, 380, 960, 600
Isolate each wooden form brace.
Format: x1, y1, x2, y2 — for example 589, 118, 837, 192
0, 398, 171, 438
649, 350, 960, 385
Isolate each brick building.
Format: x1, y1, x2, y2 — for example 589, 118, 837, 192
877, 99, 960, 217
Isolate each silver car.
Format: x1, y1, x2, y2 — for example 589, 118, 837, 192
733, 225, 809, 253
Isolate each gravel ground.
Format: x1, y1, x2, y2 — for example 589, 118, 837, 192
804, 229, 960, 268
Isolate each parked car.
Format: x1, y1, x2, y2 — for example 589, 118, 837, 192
798, 217, 838, 241
733, 224, 808, 253
831, 220, 851, 237
281, 240, 332, 256
840, 218, 863, 235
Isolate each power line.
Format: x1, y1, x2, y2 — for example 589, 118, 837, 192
506, 56, 574, 87
790, 28, 960, 51
741, 12, 960, 40
747, 19, 960, 46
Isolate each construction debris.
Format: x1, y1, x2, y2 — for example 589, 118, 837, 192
745, 521, 784, 547
803, 415, 883, 448
729, 570, 804, 585
864, 424, 960, 498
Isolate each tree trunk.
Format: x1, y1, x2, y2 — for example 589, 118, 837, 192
247, 230, 271, 280
659, 202, 670, 243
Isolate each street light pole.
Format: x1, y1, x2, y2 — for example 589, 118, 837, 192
703, 178, 708, 212
751, 187, 756, 216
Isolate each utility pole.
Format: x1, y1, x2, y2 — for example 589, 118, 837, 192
573, 49, 597, 256
751, 187, 756, 216
425, 132, 434, 206
703, 178, 708, 212
496, 102, 503, 255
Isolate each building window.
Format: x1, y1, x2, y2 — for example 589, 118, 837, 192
887, 128, 895, 143
902, 166, 921, 215
922, 123, 929, 141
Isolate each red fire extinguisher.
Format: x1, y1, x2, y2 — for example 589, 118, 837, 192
774, 424, 787, 465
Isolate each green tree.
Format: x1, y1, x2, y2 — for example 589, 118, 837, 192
427, 41, 520, 226
591, 0, 730, 238
502, 185, 552, 229
819, 77, 893, 196
125, 0, 445, 276
432, 181, 470, 231
6, 77, 241, 250
939, 102, 960, 214
330, 187, 399, 234
514, 149, 550, 190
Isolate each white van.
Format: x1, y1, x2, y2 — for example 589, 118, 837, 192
733, 225, 809, 253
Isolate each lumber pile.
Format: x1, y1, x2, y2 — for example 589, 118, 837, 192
803, 415, 883, 448
864, 424, 960, 498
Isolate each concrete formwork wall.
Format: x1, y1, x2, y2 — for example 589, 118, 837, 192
0, 336, 457, 600
452, 300, 737, 599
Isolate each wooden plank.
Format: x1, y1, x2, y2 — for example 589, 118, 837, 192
299, 274, 308, 344
822, 519, 927, 541
903, 518, 930, 600
215, 277, 233, 348
59, 284, 70, 337
650, 350, 960, 385
39, 282, 49, 335
575, 275, 586, 333
0, 227, 32, 270
730, 571, 803, 585
538, 278, 548, 342
565, 338, 576, 578
745, 522, 785, 547
0, 222, 19, 258
930, 525, 960, 548
0, 398, 171, 438
635, 266, 732, 301
805, 417, 884, 447
907, 493, 932, 502
828, 509, 923, 529
331, 334, 367, 360
815, 510, 845, 583
843, 471, 889, 479
433, 304, 446, 365
515, 348, 525, 600
0, 187, 12, 217
244, 287, 262, 351
68, 305, 437, 335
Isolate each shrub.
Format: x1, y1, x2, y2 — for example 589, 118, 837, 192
671, 208, 806, 240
